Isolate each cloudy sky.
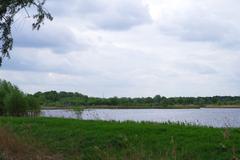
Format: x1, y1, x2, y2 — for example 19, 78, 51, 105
1, 0, 240, 97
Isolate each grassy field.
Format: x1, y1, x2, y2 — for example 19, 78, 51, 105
0, 117, 240, 160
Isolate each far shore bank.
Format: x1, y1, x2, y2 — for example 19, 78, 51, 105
41, 104, 240, 110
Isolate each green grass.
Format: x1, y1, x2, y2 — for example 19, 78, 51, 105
0, 117, 240, 160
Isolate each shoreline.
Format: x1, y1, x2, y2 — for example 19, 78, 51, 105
41, 105, 240, 110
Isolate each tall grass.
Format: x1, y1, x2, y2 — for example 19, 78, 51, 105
0, 117, 239, 160
0, 127, 62, 160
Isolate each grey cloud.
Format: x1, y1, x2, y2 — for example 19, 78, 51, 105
46, 0, 152, 31
12, 23, 89, 53
2, 49, 97, 76
90, 0, 152, 30
46, 0, 105, 16
175, 62, 217, 75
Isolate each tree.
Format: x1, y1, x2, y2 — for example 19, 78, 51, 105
4, 89, 27, 116
0, 0, 52, 66
26, 95, 40, 116
0, 79, 41, 116
153, 95, 161, 104
0, 79, 17, 114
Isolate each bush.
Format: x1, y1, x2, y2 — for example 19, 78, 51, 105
0, 79, 40, 116
0, 80, 14, 115
4, 90, 28, 116
26, 95, 41, 116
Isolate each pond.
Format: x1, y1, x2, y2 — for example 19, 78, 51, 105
41, 108, 240, 128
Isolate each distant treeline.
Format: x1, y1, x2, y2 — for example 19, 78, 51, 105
34, 91, 240, 107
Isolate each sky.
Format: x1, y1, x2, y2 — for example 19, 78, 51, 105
1, 0, 240, 97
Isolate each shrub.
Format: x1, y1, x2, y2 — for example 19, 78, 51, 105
0, 79, 40, 116
0, 80, 16, 115
26, 95, 41, 116
4, 90, 28, 116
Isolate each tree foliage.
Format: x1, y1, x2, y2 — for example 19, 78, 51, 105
4, 89, 28, 116
34, 91, 240, 107
0, 0, 52, 66
0, 79, 40, 116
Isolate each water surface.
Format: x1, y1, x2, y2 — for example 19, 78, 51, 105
41, 108, 240, 127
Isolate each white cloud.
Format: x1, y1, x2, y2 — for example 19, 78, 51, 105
147, 0, 240, 49
1, 0, 240, 97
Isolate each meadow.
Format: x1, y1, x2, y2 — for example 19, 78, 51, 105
0, 117, 240, 160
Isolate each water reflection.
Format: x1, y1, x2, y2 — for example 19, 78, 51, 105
41, 108, 240, 128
